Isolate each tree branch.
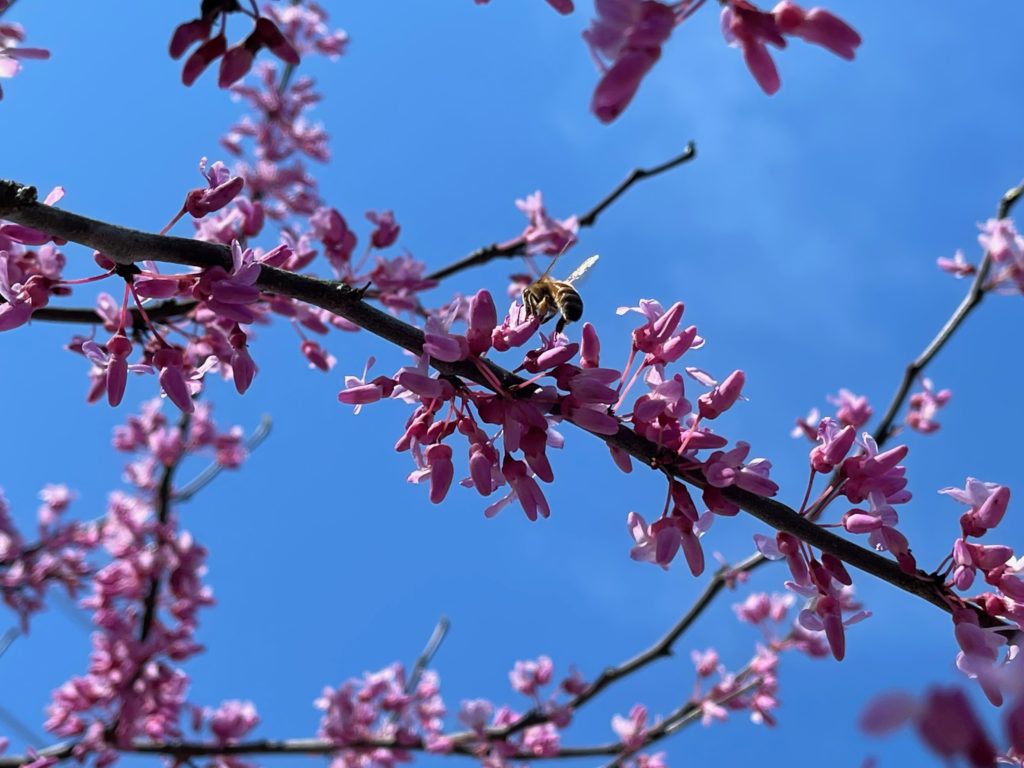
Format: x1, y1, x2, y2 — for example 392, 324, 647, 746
0, 180, 1001, 634
424, 143, 697, 283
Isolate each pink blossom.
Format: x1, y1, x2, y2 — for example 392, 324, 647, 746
300, 339, 336, 372
611, 704, 648, 750
721, 1, 860, 96
185, 158, 245, 218
703, 441, 779, 497
809, 418, 855, 473
940, 478, 1010, 537
153, 347, 194, 413
905, 378, 951, 434
0, 18, 49, 100
584, 1, 678, 123
366, 210, 401, 248
338, 357, 397, 414
458, 699, 493, 734
697, 369, 745, 419
937, 249, 976, 278
828, 387, 872, 428
207, 700, 260, 744
510, 656, 554, 697
514, 192, 579, 256
82, 334, 153, 407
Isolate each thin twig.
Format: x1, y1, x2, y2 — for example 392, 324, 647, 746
27, 299, 199, 328
406, 616, 450, 695
174, 414, 273, 503
425, 143, 697, 283
873, 179, 1024, 441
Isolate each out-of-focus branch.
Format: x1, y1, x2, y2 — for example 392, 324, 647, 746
174, 414, 273, 503
873, 180, 1024, 441
0, 179, 1000, 627
406, 616, 450, 695
425, 143, 697, 283
28, 299, 199, 329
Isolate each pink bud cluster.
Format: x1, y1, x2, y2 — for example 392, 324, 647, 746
315, 664, 450, 764
0, 7, 50, 101
0, 485, 95, 631
171, 2, 300, 88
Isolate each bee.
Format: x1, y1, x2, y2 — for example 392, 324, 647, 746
522, 253, 599, 334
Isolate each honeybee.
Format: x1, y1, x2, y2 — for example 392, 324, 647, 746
521, 253, 599, 334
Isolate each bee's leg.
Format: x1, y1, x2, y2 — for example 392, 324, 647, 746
555, 316, 566, 334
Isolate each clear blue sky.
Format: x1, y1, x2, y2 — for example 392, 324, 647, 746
2, 2, 1024, 766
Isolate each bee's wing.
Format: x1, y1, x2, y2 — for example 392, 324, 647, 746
564, 254, 599, 285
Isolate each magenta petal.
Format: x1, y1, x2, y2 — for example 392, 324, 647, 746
107, 358, 128, 406
159, 366, 194, 413
218, 44, 254, 88
742, 39, 781, 95
591, 49, 658, 124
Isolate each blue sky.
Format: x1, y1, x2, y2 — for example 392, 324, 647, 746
2, 2, 1024, 766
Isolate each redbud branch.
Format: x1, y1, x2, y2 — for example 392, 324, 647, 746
0, 181, 1002, 629
424, 143, 697, 283
873, 178, 1024, 441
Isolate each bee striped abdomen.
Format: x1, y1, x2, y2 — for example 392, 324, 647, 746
553, 283, 583, 323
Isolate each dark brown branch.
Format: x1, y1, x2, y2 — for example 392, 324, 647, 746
28, 300, 199, 329
873, 179, 1024, 441
0, 181, 1000, 636
425, 143, 697, 283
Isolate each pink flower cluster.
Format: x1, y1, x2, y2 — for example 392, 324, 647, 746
340, 290, 777, 591
979, 217, 1024, 294
583, 0, 859, 122
720, 1, 861, 95
862, 687, 1012, 767
43, 401, 243, 765
316, 664, 449, 765
191, 699, 261, 768
939, 215, 1024, 295
0, 7, 49, 101
457, 655, 585, 760
0, 187, 70, 331
0, 485, 95, 631
171, 1, 299, 88
905, 378, 951, 434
